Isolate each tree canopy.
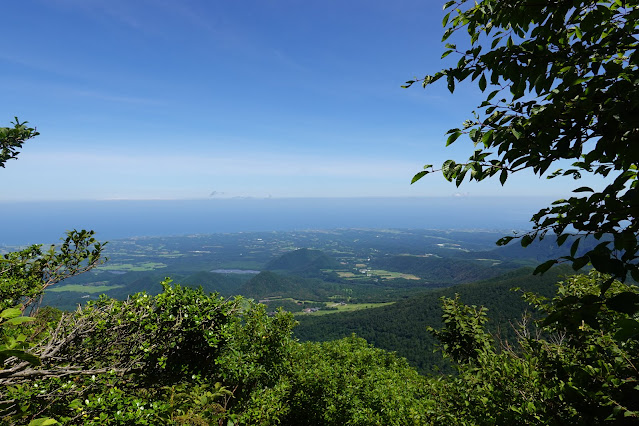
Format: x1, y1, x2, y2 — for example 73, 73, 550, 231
406, 0, 639, 283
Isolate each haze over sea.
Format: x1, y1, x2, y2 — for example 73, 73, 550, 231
1, 196, 552, 246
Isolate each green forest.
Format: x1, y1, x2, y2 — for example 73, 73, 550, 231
2, 0, 639, 424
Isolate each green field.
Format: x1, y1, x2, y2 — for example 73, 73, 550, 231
369, 270, 420, 280
296, 301, 395, 316
335, 269, 420, 280
49, 284, 124, 293
98, 262, 167, 272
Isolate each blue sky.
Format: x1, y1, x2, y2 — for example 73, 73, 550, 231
0, 0, 603, 201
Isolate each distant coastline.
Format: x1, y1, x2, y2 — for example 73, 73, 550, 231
0, 196, 552, 246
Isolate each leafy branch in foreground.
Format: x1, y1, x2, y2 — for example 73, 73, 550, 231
0, 118, 39, 168
408, 0, 639, 282
0, 230, 107, 312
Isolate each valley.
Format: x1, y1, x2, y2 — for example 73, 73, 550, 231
30, 228, 544, 310
26, 227, 591, 373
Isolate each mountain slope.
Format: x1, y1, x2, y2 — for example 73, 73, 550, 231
294, 265, 574, 373
265, 248, 340, 277
239, 271, 341, 300
371, 255, 521, 284
179, 271, 251, 296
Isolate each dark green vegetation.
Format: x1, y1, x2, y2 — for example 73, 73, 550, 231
295, 265, 573, 373
407, 0, 639, 282
264, 247, 341, 277
238, 271, 340, 301
4, 261, 639, 423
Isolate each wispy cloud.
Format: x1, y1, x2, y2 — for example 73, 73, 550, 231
22, 150, 419, 178
0, 78, 165, 108
70, 89, 166, 106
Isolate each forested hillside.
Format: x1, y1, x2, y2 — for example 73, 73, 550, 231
238, 271, 341, 300
295, 265, 572, 372
264, 248, 340, 277
371, 254, 521, 284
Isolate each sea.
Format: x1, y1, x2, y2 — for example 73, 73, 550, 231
0, 197, 554, 246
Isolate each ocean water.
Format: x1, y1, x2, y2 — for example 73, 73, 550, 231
0, 197, 553, 245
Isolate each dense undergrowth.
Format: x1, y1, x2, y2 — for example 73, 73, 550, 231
2, 270, 638, 425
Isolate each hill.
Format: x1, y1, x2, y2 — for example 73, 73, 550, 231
294, 265, 574, 373
371, 254, 521, 284
178, 271, 251, 296
264, 248, 340, 277
239, 271, 342, 300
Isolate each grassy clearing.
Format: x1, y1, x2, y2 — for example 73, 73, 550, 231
297, 302, 395, 316
98, 262, 167, 272
49, 284, 124, 293
369, 270, 420, 280
333, 269, 420, 281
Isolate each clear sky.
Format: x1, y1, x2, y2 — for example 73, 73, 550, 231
0, 0, 603, 201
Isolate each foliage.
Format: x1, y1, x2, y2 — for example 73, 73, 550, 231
428, 295, 491, 364
295, 265, 570, 373
372, 254, 520, 284
280, 336, 431, 426
228, 335, 432, 425
0, 282, 297, 424
407, 0, 639, 282
0, 280, 445, 425
426, 271, 639, 424
0, 230, 106, 311
0, 118, 39, 168
0, 307, 38, 367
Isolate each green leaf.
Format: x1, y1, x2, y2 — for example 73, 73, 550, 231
4, 316, 35, 326
1, 308, 22, 320
446, 131, 462, 146
534, 259, 557, 275
570, 238, 580, 257
486, 90, 499, 102
521, 234, 534, 247
28, 418, 59, 426
614, 318, 639, 341
447, 74, 455, 93
455, 169, 467, 187
607, 292, 639, 315
469, 128, 479, 142
572, 256, 590, 271
573, 187, 594, 193
479, 74, 487, 91
442, 27, 454, 41
411, 171, 429, 184
496, 236, 514, 246
511, 128, 522, 139
556, 234, 569, 246
499, 169, 508, 185
442, 160, 456, 180
442, 12, 451, 27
